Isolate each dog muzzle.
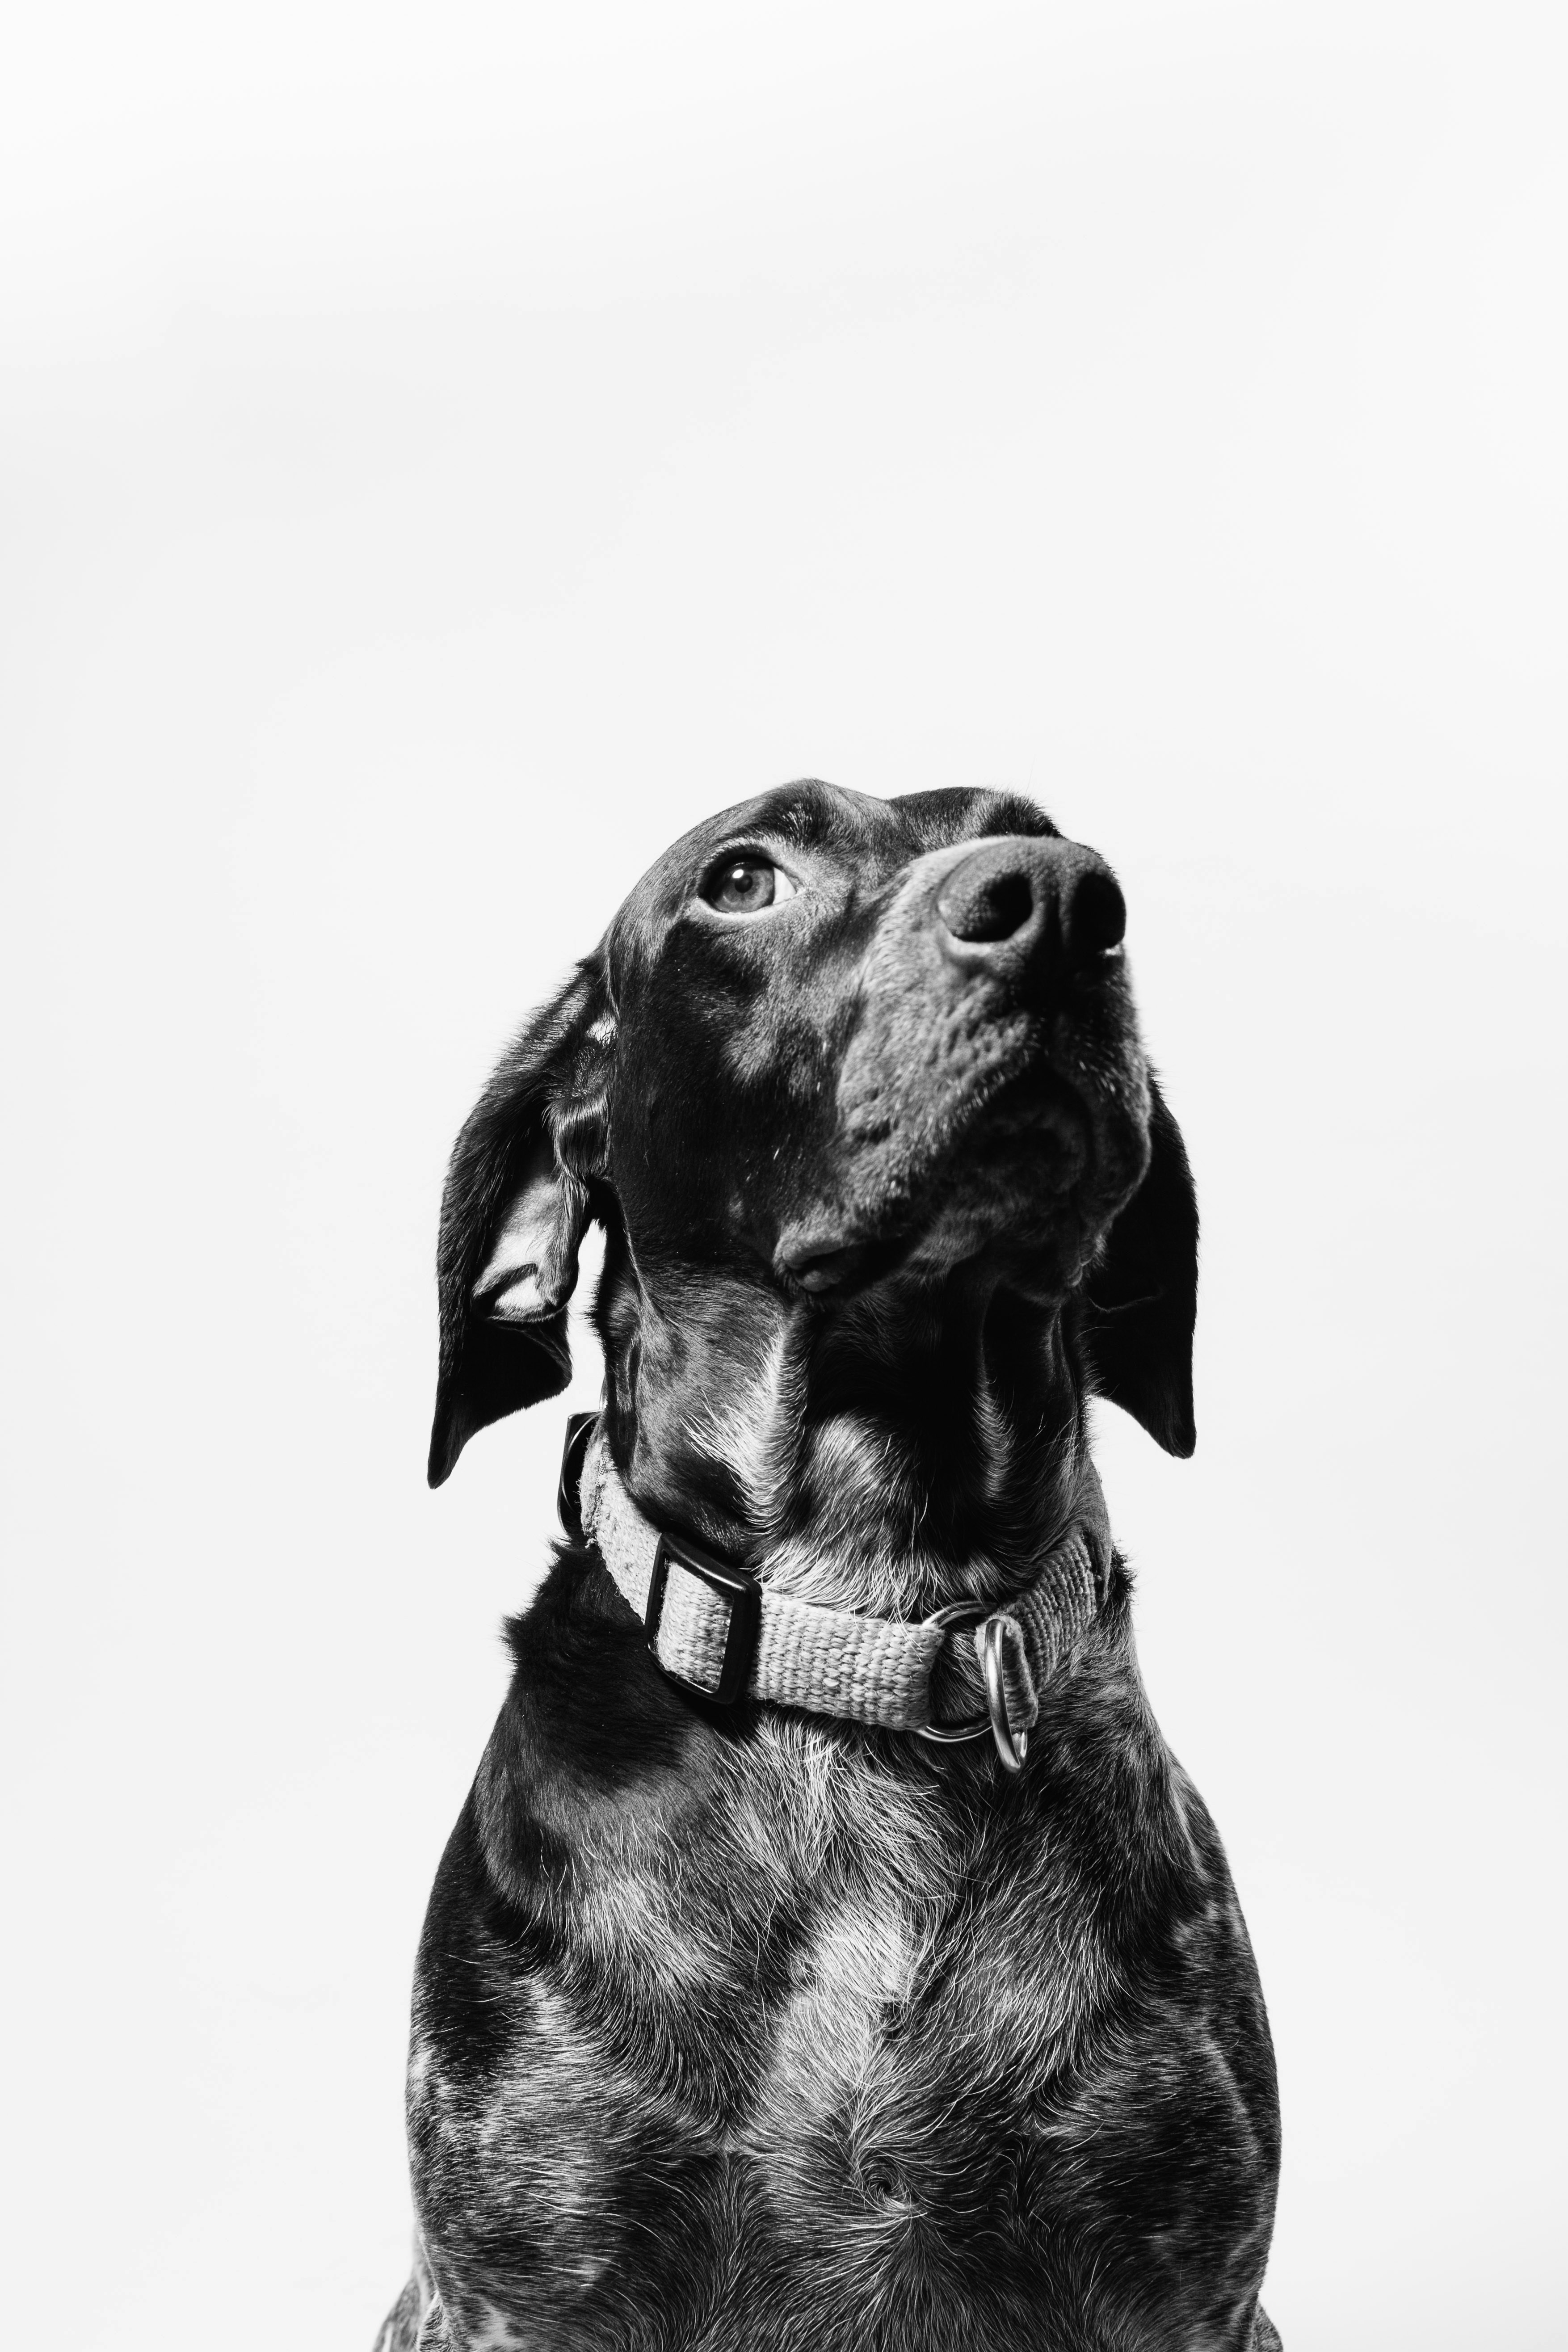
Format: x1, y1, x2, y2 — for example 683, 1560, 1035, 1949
560, 1415, 1113, 1774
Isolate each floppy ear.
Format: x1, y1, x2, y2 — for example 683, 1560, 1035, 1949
1080, 1071, 1198, 1457
428, 961, 612, 1487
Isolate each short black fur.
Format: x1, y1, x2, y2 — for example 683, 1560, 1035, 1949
380, 781, 1281, 2352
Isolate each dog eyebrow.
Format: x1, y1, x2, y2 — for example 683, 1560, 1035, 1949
775, 799, 831, 848
763, 780, 879, 852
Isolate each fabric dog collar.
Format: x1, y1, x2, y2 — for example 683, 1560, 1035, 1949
561, 1414, 1112, 1774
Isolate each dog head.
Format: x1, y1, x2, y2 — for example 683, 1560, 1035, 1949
428, 780, 1196, 1505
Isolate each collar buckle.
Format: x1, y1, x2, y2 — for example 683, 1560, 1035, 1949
645, 1528, 761, 1708
557, 1412, 599, 1537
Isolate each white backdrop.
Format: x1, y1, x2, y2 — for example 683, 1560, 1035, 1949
3, 5, 1564, 2346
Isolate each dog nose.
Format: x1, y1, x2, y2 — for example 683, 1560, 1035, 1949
934, 837, 1126, 976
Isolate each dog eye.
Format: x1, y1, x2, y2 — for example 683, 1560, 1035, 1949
701, 855, 797, 914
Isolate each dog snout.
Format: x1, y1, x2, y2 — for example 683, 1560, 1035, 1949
934, 837, 1126, 985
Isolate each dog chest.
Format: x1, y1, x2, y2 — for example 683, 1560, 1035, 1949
404, 1687, 1272, 2351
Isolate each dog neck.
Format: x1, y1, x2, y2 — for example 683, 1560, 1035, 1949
595, 1240, 1095, 1621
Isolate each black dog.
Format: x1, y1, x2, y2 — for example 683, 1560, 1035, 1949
378, 781, 1282, 2352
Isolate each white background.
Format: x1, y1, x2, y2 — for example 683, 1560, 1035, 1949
3, 4, 1564, 2345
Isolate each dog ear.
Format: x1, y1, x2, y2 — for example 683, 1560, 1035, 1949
1080, 1072, 1198, 1457
427, 962, 612, 1488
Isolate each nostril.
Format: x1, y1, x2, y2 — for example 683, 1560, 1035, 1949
1064, 867, 1126, 964
937, 865, 1035, 945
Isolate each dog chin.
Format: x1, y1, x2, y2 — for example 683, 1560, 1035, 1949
773, 1073, 1140, 1300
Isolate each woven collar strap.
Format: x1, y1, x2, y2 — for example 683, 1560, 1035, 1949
572, 1418, 1112, 1745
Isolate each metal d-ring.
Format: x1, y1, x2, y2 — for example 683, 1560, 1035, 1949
912, 1600, 992, 1746
980, 1617, 1028, 1775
